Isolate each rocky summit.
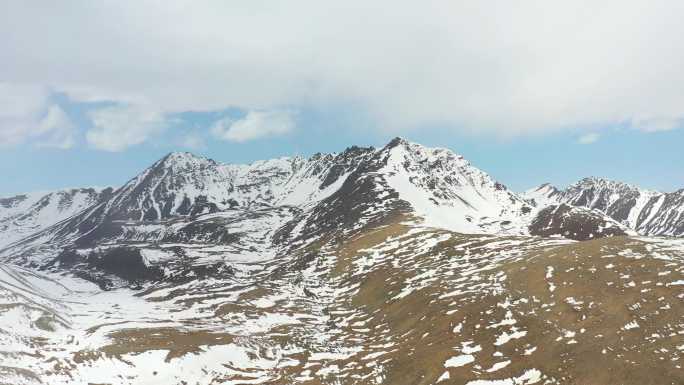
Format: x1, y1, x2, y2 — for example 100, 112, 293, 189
1, 138, 683, 385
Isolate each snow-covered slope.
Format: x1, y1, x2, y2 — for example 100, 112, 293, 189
525, 177, 684, 236
523, 183, 561, 208
381, 138, 532, 234
0, 188, 112, 248
80, 148, 373, 221
2, 212, 683, 385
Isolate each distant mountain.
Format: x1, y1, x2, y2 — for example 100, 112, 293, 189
529, 203, 632, 241
525, 177, 684, 236
0, 187, 113, 249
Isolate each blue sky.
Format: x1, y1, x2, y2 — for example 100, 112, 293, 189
1, 96, 682, 196
2, 2, 684, 196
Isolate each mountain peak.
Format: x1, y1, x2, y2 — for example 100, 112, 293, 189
384, 136, 416, 150
522, 183, 561, 208
160, 151, 210, 164
164, 150, 194, 158
536, 183, 559, 192
571, 176, 638, 192
385, 136, 411, 149
150, 152, 217, 174
382, 137, 465, 161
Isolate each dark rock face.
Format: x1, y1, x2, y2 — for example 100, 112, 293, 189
89, 248, 163, 283
45, 245, 236, 290
47, 248, 165, 290
0, 195, 28, 209
161, 220, 240, 244
318, 146, 375, 190
274, 145, 410, 246
561, 178, 641, 224
529, 204, 628, 241
102, 153, 228, 222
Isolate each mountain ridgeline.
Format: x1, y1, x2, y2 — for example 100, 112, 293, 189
525, 177, 684, 237
0, 187, 113, 249
0, 138, 679, 277
1, 140, 680, 256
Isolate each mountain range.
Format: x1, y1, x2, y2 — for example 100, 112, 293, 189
0, 138, 682, 385
4, 137, 680, 259
525, 178, 684, 236
0, 187, 113, 249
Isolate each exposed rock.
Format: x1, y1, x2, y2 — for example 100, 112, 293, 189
529, 204, 629, 241
525, 178, 684, 236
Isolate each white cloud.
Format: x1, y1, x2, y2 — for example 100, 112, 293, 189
0, 83, 49, 146
210, 110, 295, 142
0, 83, 48, 119
35, 105, 75, 149
2, 2, 684, 137
86, 105, 165, 152
0, 83, 75, 148
630, 116, 682, 132
578, 133, 600, 145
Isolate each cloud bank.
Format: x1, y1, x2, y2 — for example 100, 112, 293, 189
2, 1, 684, 150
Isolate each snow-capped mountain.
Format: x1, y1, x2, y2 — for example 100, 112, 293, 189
7, 140, 669, 274
21, 147, 374, 251
525, 177, 684, 236
104, 138, 532, 234
381, 138, 532, 234
83, 147, 376, 221
97, 149, 380, 221
0, 187, 113, 249
277, 137, 536, 248
1, 138, 538, 266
